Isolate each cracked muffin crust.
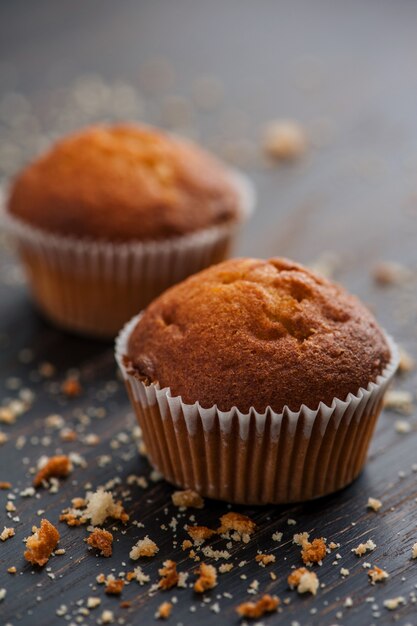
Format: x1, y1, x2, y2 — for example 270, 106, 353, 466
7, 123, 241, 242
127, 257, 390, 413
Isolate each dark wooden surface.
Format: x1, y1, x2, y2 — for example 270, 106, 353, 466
1, 1, 417, 625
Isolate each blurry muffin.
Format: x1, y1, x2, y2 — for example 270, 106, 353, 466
117, 257, 398, 504
5, 124, 253, 337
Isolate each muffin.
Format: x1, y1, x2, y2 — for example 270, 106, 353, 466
116, 257, 398, 504
5, 124, 254, 337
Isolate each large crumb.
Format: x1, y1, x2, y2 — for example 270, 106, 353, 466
158, 560, 179, 590
155, 601, 173, 619
194, 563, 217, 593
83, 487, 129, 525
33, 455, 72, 487
171, 489, 204, 509
368, 565, 389, 583
105, 579, 124, 595
24, 519, 60, 566
218, 512, 256, 540
86, 528, 113, 557
186, 525, 216, 545
130, 536, 159, 560
288, 567, 319, 595
236, 594, 280, 619
352, 539, 376, 556
301, 538, 327, 564
263, 119, 307, 161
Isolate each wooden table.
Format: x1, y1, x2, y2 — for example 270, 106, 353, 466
1, 1, 417, 624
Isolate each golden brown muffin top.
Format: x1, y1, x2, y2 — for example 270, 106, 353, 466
127, 257, 391, 413
7, 124, 241, 242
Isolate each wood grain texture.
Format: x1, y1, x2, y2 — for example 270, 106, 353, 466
1, 1, 417, 624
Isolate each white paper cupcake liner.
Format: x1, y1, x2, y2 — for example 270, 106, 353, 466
116, 313, 399, 504
2, 169, 255, 338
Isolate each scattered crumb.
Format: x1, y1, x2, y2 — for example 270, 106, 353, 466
263, 119, 307, 161
194, 563, 217, 593
86, 528, 113, 557
83, 487, 129, 525
412, 543, 417, 559
171, 489, 204, 509
127, 566, 150, 585
398, 347, 415, 373
33, 455, 72, 487
395, 419, 412, 434
0, 527, 15, 541
236, 594, 280, 619
0, 432, 8, 445
101, 609, 114, 623
61, 377, 82, 397
272, 531, 283, 542
288, 568, 319, 595
368, 566, 389, 583
219, 563, 234, 574
383, 596, 406, 610
87, 597, 101, 609
255, 554, 276, 567
301, 538, 327, 564
186, 525, 216, 545
182, 539, 193, 551
373, 261, 411, 286
105, 579, 124, 595
340, 568, 350, 577
218, 512, 256, 539
367, 497, 382, 512
155, 601, 173, 619
0, 482, 11, 490
7, 566, 17, 574
158, 560, 179, 590
130, 536, 159, 560
384, 390, 414, 414
24, 519, 60, 566
352, 539, 376, 556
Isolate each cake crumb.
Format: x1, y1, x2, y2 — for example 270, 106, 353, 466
398, 347, 415, 373
33, 455, 72, 487
61, 377, 82, 397
373, 261, 411, 286
158, 560, 179, 590
368, 565, 389, 583
255, 554, 276, 567
86, 528, 113, 557
236, 594, 280, 619
263, 119, 307, 161
395, 419, 412, 434
84, 487, 129, 525
288, 568, 319, 595
301, 538, 327, 564
24, 519, 60, 566
155, 601, 173, 619
186, 525, 216, 545
101, 609, 114, 623
87, 597, 101, 609
340, 567, 350, 577
194, 563, 217, 593
367, 497, 382, 512
7, 566, 17, 574
182, 539, 193, 551
105, 579, 124, 595
352, 539, 376, 556
0, 482, 11, 490
411, 543, 417, 559
218, 512, 256, 539
272, 531, 283, 542
130, 536, 159, 560
0, 527, 15, 541
383, 596, 406, 610
384, 390, 414, 414
171, 489, 204, 509
219, 563, 234, 574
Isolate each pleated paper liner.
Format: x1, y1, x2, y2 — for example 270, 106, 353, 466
116, 313, 399, 505
3, 168, 255, 339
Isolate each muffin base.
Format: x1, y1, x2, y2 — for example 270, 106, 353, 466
116, 315, 399, 505
4, 169, 254, 339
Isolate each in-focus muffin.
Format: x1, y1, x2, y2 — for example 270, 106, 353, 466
117, 257, 398, 504
5, 124, 253, 337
